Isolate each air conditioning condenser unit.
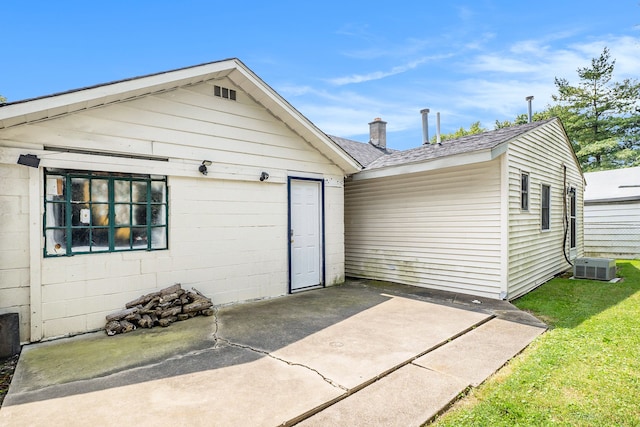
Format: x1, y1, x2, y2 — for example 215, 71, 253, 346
573, 258, 616, 281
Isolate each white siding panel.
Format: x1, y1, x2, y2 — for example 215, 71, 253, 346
345, 161, 503, 299
584, 202, 640, 258
507, 120, 584, 298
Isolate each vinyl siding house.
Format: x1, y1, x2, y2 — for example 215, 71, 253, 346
335, 117, 584, 300
0, 58, 360, 342
583, 166, 640, 259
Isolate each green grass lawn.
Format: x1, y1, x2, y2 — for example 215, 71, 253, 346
431, 260, 640, 426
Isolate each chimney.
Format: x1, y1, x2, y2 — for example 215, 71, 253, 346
420, 109, 430, 145
436, 112, 441, 144
369, 117, 387, 149
526, 96, 534, 123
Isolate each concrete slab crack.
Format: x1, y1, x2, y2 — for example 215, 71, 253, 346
211, 306, 222, 348
212, 306, 346, 391
217, 337, 348, 391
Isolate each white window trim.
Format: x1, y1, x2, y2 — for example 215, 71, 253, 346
541, 183, 551, 231
521, 171, 530, 211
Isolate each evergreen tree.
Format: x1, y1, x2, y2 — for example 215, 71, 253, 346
552, 47, 640, 170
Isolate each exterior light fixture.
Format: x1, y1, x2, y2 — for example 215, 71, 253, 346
17, 154, 41, 168
260, 171, 269, 181
199, 160, 212, 175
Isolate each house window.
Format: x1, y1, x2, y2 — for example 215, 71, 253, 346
570, 187, 577, 248
541, 184, 551, 231
521, 173, 529, 211
44, 170, 168, 256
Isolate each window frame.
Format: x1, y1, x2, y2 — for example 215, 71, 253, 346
521, 172, 529, 211
43, 169, 168, 257
541, 184, 551, 231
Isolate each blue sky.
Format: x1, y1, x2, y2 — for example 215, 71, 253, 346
2, 1, 639, 150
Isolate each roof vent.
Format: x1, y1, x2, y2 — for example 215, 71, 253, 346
214, 85, 237, 101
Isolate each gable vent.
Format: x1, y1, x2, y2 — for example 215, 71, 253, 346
214, 85, 237, 101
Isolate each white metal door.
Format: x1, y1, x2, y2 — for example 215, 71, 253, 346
290, 179, 322, 291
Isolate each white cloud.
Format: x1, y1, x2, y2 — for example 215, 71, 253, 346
327, 55, 450, 86
470, 55, 535, 73
280, 32, 640, 150
570, 35, 640, 78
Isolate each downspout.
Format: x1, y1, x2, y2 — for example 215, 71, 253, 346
562, 164, 573, 266
499, 152, 510, 300
29, 167, 43, 342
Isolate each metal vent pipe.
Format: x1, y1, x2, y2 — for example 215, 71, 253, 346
420, 108, 430, 145
526, 96, 534, 123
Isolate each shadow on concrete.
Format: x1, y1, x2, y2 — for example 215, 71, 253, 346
5, 282, 393, 406
4, 279, 542, 407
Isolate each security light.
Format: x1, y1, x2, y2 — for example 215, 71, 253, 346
199, 160, 212, 175
17, 154, 40, 168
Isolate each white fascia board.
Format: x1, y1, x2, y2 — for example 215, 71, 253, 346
351, 144, 507, 181
0, 60, 239, 128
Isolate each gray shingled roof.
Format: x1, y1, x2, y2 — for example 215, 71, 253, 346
334, 118, 557, 171
367, 118, 556, 170
329, 135, 392, 167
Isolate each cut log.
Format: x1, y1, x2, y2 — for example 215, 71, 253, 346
159, 292, 179, 303
139, 314, 153, 328
183, 299, 213, 314
124, 312, 142, 322
190, 288, 208, 299
106, 307, 138, 322
125, 292, 161, 309
105, 320, 123, 336
120, 320, 136, 333
158, 316, 177, 327
160, 306, 182, 318
201, 308, 215, 317
177, 314, 190, 321
159, 284, 182, 295
142, 296, 160, 311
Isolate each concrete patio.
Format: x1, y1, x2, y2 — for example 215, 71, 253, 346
0, 279, 546, 426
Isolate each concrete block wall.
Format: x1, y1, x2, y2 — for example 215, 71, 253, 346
35, 174, 347, 339
0, 164, 31, 342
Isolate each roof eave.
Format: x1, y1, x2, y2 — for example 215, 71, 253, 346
0, 59, 241, 129
351, 143, 506, 181
585, 196, 640, 204
0, 58, 361, 175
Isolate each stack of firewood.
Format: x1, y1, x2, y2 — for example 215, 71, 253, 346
105, 284, 213, 336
